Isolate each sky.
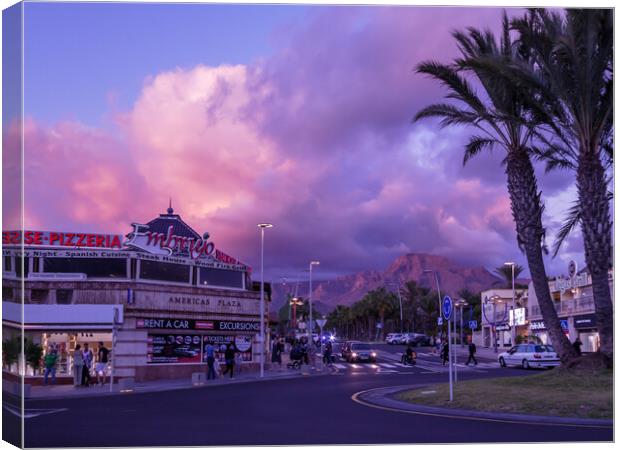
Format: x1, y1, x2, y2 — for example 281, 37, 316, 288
2, 2, 590, 282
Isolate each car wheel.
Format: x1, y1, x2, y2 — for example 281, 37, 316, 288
499, 357, 506, 367
522, 359, 530, 369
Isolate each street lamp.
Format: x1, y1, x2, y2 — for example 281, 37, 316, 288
504, 261, 516, 346
257, 223, 274, 378
308, 261, 320, 349
423, 269, 443, 340
455, 298, 469, 347
487, 295, 505, 353
289, 296, 303, 330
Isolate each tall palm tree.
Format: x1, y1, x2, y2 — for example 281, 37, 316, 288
509, 9, 613, 361
414, 14, 577, 362
493, 264, 525, 288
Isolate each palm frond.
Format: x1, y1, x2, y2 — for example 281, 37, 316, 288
463, 136, 496, 165
552, 200, 581, 257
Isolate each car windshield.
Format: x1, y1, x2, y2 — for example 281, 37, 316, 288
537, 345, 555, 353
352, 343, 371, 350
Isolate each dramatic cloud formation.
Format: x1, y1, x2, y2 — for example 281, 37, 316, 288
7, 6, 583, 280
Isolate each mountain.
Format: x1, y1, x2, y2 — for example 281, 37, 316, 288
270, 253, 507, 312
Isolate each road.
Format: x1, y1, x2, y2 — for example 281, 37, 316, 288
3, 344, 612, 447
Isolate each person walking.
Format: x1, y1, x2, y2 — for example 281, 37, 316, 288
82, 343, 93, 387
221, 344, 235, 379
573, 337, 583, 356
205, 342, 216, 380
96, 342, 109, 386
441, 340, 449, 366
465, 341, 478, 366
73, 344, 84, 387
271, 338, 282, 368
43, 348, 58, 385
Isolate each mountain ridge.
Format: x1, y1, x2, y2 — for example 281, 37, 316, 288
271, 252, 509, 312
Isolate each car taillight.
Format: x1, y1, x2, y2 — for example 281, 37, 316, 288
533, 354, 542, 359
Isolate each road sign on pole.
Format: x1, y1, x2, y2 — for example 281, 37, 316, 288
437, 317, 443, 326
442, 296, 453, 320
469, 320, 478, 330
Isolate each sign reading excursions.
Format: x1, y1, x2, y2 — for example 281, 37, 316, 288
137, 318, 260, 332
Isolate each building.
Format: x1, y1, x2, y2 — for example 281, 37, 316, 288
526, 261, 613, 353
2, 206, 270, 384
476, 287, 528, 349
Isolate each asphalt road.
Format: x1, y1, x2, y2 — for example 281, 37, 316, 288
3, 347, 612, 447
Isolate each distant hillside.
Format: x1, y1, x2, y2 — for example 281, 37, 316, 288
271, 253, 507, 312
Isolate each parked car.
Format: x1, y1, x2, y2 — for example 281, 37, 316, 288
342, 341, 377, 363
385, 333, 404, 345
498, 344, 560, 369
409, 334, 432, 347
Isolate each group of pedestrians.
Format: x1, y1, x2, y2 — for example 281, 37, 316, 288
205, 342, 243, 380
43, 341, 109, 387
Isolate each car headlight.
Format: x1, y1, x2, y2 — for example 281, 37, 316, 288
352, 352, 358, 357
371, 352, 377, 357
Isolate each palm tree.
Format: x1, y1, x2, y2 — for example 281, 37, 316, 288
368, 288, 398, 340
400, 280, 430, 332
509, 9, 613, 361
414, 14, 577, 362
493, 264, 525, 288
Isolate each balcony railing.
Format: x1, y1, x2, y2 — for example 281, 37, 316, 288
529, 296, 595, 318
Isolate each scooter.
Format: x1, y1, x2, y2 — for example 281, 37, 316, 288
400, 352, 417, 365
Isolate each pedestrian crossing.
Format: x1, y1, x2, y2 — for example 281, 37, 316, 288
328, 355, 500, 375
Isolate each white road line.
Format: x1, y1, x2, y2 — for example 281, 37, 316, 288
378, 363, 396, 368
333, 363, 347, 369
3, 404, 68, 419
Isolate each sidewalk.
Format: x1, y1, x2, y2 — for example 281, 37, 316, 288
20, 366, 328, 401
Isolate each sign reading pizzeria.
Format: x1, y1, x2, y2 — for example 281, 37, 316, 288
2, 230, 123, 248
137, 318, 260, 332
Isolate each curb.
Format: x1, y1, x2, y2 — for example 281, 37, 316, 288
22, 370, 330, 402
353, 385, 613, 428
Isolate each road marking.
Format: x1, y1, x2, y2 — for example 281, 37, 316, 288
333, 364, 347, 369
3, 404, 68, 419
379, 363, 396, 368
350, 387, 612, 429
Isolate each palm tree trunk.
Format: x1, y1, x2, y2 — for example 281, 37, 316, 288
506, 148, 577, 363
577, 150, 613, 359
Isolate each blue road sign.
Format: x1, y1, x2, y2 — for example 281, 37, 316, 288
442, 296, 453, 320
437, 317, 443, 326
469, 320, 478, 330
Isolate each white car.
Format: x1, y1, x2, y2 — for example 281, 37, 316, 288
385, 333, 404, 345
499, 344, 560, 369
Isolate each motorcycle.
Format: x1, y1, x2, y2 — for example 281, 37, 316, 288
400, 352, 417, 365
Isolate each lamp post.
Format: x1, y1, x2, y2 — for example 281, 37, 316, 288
504, 261, 516, 346
423, 269, 443, 340
488, 295, 505, 353
257, 223, 273, 378
289, 297, 303, 330
456, 298, 469, 348
308, 261, 320, 348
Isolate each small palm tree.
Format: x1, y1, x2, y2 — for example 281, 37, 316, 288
493, 264, 525, 288
510, 8, 613, 361
414, 14, 576, 362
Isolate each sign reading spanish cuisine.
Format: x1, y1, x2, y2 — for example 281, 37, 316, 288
137, 318, 260, 332
3, 230, 123, 248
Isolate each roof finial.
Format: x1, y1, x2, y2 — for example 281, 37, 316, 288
167, 198, 174, 215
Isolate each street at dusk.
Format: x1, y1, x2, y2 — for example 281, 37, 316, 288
1, 1, 614, 448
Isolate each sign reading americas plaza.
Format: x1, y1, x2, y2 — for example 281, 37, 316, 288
134, 292, 260, 315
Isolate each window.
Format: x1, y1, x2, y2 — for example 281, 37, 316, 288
56, 290, 73, 304
139, 260, 190, 283
3, 256, 11, 272
32, 257, 40, 273
30, 289, 49, 304
15, 256, 29, 278
43, 258, 127, 278
2, 286, 13, 300
199, 267, 243, 288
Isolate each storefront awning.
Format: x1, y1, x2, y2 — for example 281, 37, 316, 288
2, 301, 123, 329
